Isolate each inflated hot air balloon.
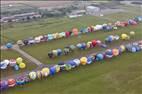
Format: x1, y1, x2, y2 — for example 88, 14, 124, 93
72, 28, 79, 36
130, 31, 135, 36
112, 48, 119, 56
95, 53, 104, 61
41, 67, 50, 77
14, 64, 19, 71
76, 43, 82, 49
86, 41, 92, 48
16, 57, 23, 64
119, 45, 126, 53
92, 40, 97, 47
48, 52, 53, 58
57, 49, 62, 56
63, 48, 70, 55
29, 71, 37, 80
36, 71, 42, 79
16, 77, 25, 85
65, 64, 72, 71
69, 45, 76, 51
3, 59, 10, 66
8, 79, 16, 87
67, 60, 77, 68
105, 49, 113, 58
87, 56, 93, 64
52, 50, 58, 56
19, 62, 26, 69
53, 65, 60, 73
81, 43, 86, 50
50, 67, 56, 76
6, 43, 13, 49
73, 59, 80, 66
80, 57, 87, 65
0, 80, 8, 90
0, 61, 8, 70
9, 59, 16, 67
121, 34, 129, 40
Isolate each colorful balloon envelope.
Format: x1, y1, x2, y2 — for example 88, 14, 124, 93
36, 71, 42, 79
9, 59, 16, 67
16, 77, 25, 85
16, 57, 23, 64
14, 64, 19, 71
105, 49, 113, 58
80, 57, 87, 65
19, 62, 26, 69
92, 40, 97, 47
8, 79, 16, 87
53, 65, 60, 73
41, 68, 50, 77
29, 71, 37, 80
73, 59, 80, 66
0, 80, 8, 90
65, 64, 72, 71
50, 67, 56, 76
112, 48, 119, 56
95, 53, 104, 61
6, 43, 13, 49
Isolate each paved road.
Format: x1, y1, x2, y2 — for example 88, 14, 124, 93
12, 45, 43, 66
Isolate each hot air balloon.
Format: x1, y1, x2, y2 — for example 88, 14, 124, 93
0, 80, 8, 90
41, 67, 50, 77
29, 71, 37, 80
105, 49, 113, 58
112, 48, 119, 56
95, 53, 104, 61
19, 62, 26, 69
80, 57, 87, 65
16, 57, 23, 64
8, 79, 16, 87
6, 43, 13, 49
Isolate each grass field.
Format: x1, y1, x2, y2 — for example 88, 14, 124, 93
3, 52, 142, 94
1, 4, 142, 94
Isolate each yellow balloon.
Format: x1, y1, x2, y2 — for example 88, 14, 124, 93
16, 57, 23, 64
41, 68, 50, 77
80, 57, 87, 65
120, 45, 126, 52
121, 34, 128, 40
19, 62, 26, 69
130, 31, 135, 36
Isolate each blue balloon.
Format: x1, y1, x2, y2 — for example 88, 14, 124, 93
6, 43, 13, 49
76, 43, 82, 48
50, 67, 56, 76
87, 56, 93, 64
105, 49, 113, 58
57, 49, 62, 56
0, 80, 8, 91
14, 65, 19, 71
67, 60, 77, 68
131, 47, 137, 53
95, 53, 104, 61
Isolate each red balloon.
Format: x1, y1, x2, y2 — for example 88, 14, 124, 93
8, 79, 16, 87
92, 40, 97, 47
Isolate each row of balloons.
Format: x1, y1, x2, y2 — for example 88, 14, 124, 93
4, 16, 139, 48
105, 31, 135, 43
48, 39, 107, 58
1, 41, 142, 91
0, 57, 26, 70
48, 32, 136, 58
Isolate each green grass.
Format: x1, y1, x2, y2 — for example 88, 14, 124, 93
1, 4, 142, 94
0, 50, 37, 78
3, 52, 142, 94
21, 23, 142, 64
